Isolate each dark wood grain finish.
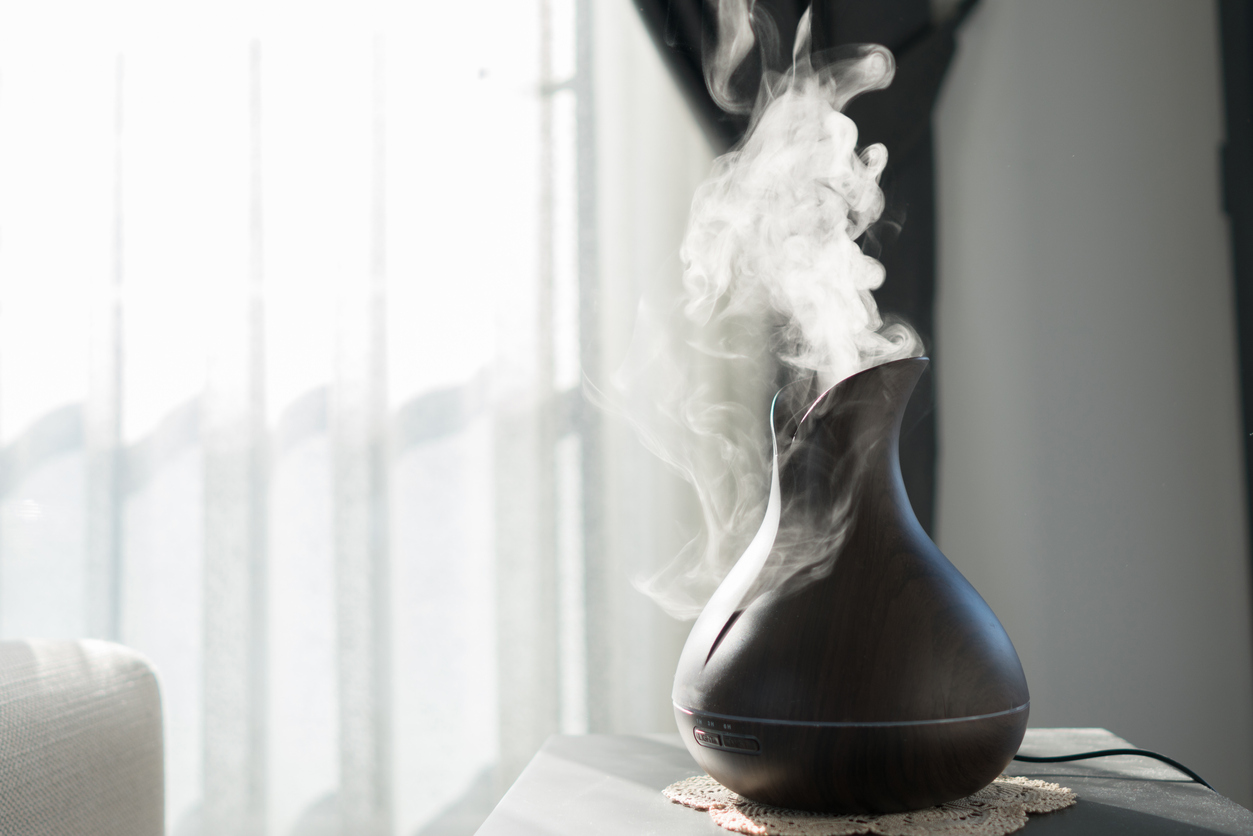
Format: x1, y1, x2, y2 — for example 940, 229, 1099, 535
672, 357, 1030, 813
675, 705, 1028, 813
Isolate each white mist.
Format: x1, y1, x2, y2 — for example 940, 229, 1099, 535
619, 12, 922, 619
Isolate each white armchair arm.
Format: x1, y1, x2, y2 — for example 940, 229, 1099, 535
0, 640, 163, 836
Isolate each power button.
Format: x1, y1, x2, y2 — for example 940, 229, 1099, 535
694, 728, 722, 748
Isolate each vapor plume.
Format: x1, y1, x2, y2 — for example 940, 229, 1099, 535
619, 5, 921, 619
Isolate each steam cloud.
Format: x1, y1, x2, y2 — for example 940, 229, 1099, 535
618, 5, 921, 619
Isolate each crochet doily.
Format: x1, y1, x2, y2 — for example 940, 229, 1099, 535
663, 775, 1076, 836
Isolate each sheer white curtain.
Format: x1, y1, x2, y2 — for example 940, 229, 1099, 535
0, 1, 711, 834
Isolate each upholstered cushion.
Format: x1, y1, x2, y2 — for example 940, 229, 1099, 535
0, 640, 163, 836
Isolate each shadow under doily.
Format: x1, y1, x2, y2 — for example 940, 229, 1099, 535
663, 774, 1077, 836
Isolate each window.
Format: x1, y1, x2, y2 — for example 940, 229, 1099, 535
0, 1, 712, 833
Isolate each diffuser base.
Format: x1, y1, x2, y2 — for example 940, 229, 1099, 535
674, 702, 1030, 814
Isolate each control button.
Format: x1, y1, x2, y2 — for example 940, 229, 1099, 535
721, 735, 760, 752
694, 728, 721, 747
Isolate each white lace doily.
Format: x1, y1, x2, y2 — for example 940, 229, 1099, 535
663, 774, 1076, 836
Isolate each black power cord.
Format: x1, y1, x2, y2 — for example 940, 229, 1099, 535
1013, 749, 1214, 791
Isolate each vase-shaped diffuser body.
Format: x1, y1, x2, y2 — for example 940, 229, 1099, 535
673, 358, 1029, 813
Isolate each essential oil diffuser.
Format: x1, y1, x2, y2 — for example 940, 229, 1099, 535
673, 357, 1029, 813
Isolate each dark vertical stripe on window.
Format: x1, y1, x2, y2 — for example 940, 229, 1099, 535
369, 33, 393, 833
86, 53, 126, 641
246, 38, 271, 832
333, 36, 392, 836
575, 0, 607, 733
202, 42, 269, 836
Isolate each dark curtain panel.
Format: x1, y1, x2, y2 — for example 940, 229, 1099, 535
633, 0, 977, 535
1220, 1, 1253, 606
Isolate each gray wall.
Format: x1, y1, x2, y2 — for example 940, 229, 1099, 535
934, 0, 1253, 805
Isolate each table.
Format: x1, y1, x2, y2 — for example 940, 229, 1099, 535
477, 728, 1253, 835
